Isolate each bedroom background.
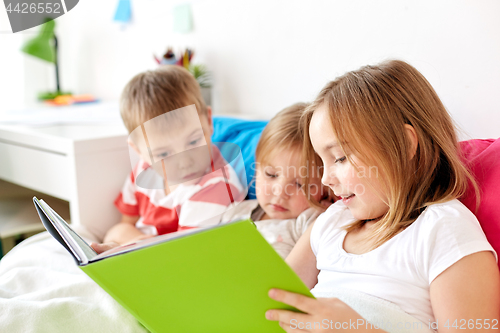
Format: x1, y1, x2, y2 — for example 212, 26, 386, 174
0, 0, 499, 254
0, 3, 499, 330
1, 0, 499, 140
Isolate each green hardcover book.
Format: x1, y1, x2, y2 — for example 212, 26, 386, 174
33, 197, 313, 333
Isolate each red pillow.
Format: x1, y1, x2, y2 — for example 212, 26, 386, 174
459, 139, 500, 268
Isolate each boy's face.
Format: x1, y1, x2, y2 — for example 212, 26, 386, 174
129, 106, 214, 187
255, 149, 323, 220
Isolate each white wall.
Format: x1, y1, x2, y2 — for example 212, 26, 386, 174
2, 0, 500, 139
0, 9, 25, 111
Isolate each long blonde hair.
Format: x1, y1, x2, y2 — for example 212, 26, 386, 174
302, 60, 477, 247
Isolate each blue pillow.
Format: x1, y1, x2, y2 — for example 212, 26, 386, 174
211, 116, 268, 199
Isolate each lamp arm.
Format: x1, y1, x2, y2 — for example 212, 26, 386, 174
53, 35, 60, 93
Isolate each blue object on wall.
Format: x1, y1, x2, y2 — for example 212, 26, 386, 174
114, 0, 132, 23
211, 117, 268, 199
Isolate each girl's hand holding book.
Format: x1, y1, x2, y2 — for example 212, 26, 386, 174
265, 288, 382, 333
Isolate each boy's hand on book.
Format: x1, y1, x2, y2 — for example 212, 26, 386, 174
126, 234, 155, 244
91, 242, 120, 254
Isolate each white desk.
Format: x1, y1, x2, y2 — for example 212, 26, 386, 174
0, 104, 131, 241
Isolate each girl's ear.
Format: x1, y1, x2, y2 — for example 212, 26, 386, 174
404, 124, 419, 160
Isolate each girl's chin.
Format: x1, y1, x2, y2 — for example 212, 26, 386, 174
264, 211, 294, 220
349, 210, 368, 221
350, 210, 385, 222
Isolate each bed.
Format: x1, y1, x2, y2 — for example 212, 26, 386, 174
0, 117, 498, 332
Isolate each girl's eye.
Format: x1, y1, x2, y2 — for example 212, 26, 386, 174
295, 181, 303, 188
265, 171, 277, 178
335, 156, 347, 164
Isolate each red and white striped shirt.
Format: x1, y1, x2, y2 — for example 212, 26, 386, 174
114, 145, 245, 235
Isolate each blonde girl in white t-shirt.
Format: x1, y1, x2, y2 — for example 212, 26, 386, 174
265, 60, 499, 331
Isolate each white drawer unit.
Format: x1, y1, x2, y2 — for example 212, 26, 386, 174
0, 106, 132, 242
0, 140, 70, 200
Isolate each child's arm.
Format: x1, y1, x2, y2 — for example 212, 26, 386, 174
103, 214, 152, 245
286, 222, 319, 289
430, 251, 500, 331
268, 227, 388, 333
269, 221, 386, 332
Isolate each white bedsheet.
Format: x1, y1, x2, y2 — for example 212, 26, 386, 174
0, 231, 433, 333
0, 231, 148, 333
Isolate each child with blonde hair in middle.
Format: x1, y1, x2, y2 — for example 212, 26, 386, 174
221, 103, 332, 258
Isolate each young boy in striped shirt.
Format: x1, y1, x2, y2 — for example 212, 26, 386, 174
104, 66, 245, 245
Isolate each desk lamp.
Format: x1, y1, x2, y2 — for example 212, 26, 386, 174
21, 19, 70, 100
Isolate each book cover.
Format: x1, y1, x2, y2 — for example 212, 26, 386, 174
33, 197, 313, 332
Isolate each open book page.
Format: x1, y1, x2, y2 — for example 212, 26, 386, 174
34, 197, 97, 265
41, 200, 98, 264
93, 226, 216, 262
35, 196, 253, 266
34, 197, 241, 264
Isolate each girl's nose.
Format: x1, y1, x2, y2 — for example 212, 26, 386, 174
322, 165, 339, 188
272, 181, 290, 198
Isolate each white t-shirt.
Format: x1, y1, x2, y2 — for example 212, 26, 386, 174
221, 199, 320, 258
310, 199, 496, 324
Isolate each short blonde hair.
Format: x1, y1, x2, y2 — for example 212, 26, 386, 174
120, 65, 207, 133
302, 59, 477, 247
256, 102, 325, 210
